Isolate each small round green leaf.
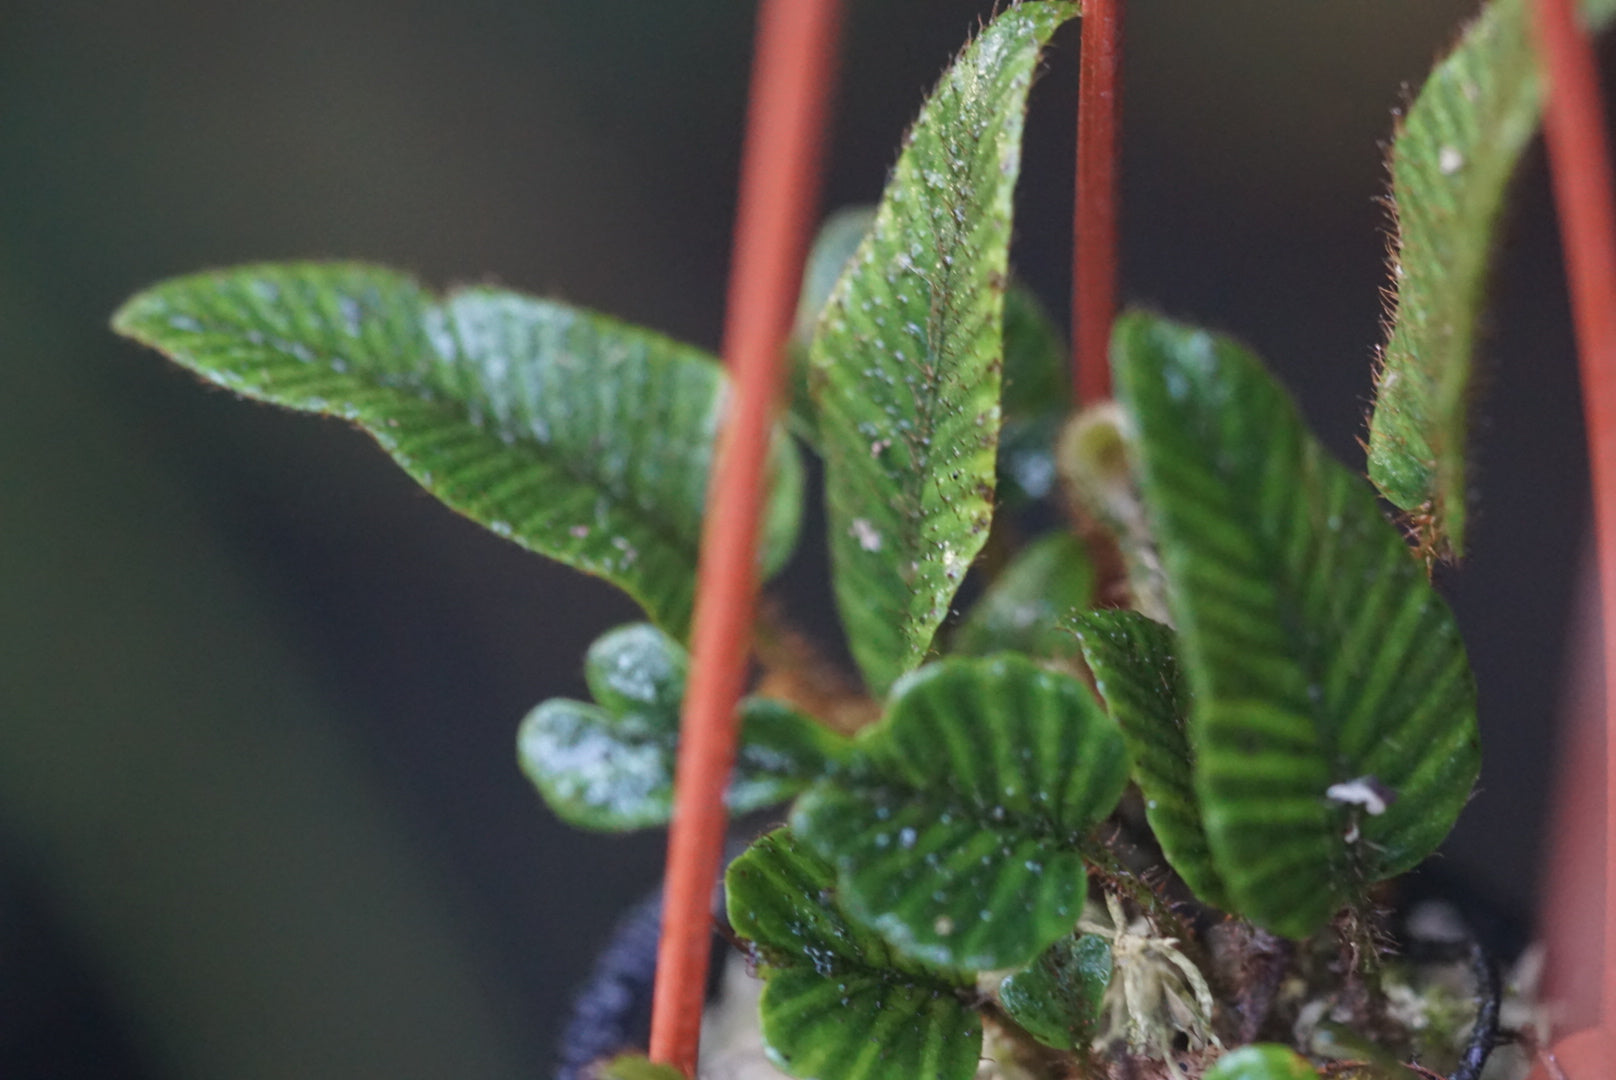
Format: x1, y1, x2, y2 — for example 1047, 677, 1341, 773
112, 263, 804, 638
953, 532, 1094, 660
792, 654, 1128, 971
726, 829, 982, 1080
519, 624, 845, 830
1202, 1045, 1320, 1080
998, 934, 1112, 1051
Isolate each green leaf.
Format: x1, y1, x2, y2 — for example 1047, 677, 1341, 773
1114, 313, 1480, 938
810, 2, 1079, 694
112, 263, 804, 637
1368, 0, 1616, 559
518, 624, 845, 830
953, 532, 1094, 660
792, 654, 1128, 971
726, 828, 982, 1080
592, 1054, 686, 1080
998, 285, 1071, 506
1071, 610, 1230, 910
794, 206, 878, 349
788, 207, 879, 446
998, 934, 1112, 1051
1202, 1045, 1321, 1080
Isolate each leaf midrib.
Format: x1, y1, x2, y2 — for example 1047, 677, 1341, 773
172, 305, 705, 563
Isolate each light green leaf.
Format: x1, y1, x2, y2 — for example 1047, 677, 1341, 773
1368, 0, 1616, 559
794, 206, 878, 349
953, 532, 1094, 660
112, 262, 803, 637
810, 2, 1079, 694
593, 1054, 686, 1080
792, 654, 1128, 971
518, 624, 845, 830
998, 934, 1112, 1051
787, 206, 879, 446
726, 828, 982, 1080
1202, 1045, 1321, 1080
1071, 610, 1229, 909
1114, 312, 1480, 938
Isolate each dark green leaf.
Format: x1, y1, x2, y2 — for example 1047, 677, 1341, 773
592, 1054, 686, 1080
1114, 312, 1480, 938
1368, 0, 1616, 558
792, 654, 1128, 970
998, 934, 1112, 1051
1202, 1045, 1320, 1080
112, 263, 803, 637
1071, 610, 1229, 909
726, 828, 982, 1080
810, 2, 1079, 693
518, 624, 845, 830
998, 285, 1070, 506
953, 532, 1094, 660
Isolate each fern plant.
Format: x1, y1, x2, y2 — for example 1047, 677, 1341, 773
110, 1, 1610, 1077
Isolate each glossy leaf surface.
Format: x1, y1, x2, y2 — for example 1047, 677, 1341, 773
113, 263, 803, 637
1368, 0, 1616, 557
793, 655, 1128, 970
998, 933, 1112, 1051
953, 532, 1094, 660
1115, 313, 1479, 938
1202, 1045, 1320, 1080
518, 624, 844, 830
1072, 610, 1229, 909
726, 829, 982, 1080
810, 2, 1078, 693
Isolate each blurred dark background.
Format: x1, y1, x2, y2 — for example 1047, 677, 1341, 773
0, 1, 1597, 1076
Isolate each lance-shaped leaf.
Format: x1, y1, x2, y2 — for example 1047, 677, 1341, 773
1368, 0, 1616, 559
726, 829, 982, 1080
810, 2, 1078, 694
1114, 313, 1480, 939
953, 532, 1094, 660
998, 934, 1112, 1051
1071, 610, 1229, 909
1202, 1046, 1320, 1080
792, 655, 1129, 971
518, 624, 845, 830
112, 263, 804, 637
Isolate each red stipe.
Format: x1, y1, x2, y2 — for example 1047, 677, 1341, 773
1532, 0, 1616, 1064
1072, 0, 1122, 405
646, 0, 841, 1075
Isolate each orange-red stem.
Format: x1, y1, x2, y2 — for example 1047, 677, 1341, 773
647, 0, 840, 1075
1073, 0, 1122, 404
1532, 0, 1616, 1065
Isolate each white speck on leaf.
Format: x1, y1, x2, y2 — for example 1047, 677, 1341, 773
1326, 776, 1394, 816
850, 518, 883, 552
